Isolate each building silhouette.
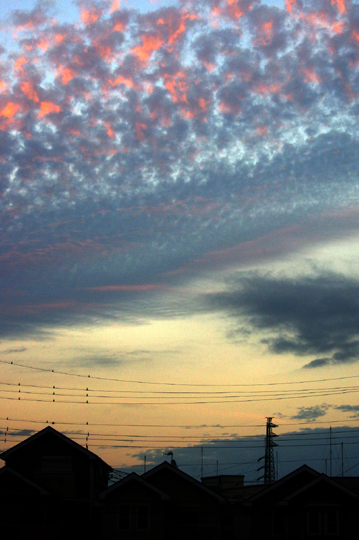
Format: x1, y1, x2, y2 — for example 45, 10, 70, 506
1, 426, 359, 539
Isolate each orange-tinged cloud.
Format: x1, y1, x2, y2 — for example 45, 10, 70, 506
303, 67, 322, 84
81, 8, 101, 25
104, 121, 115, 138
199, 98, 206, 109
113, 21, 125, 32
182, 109, 194, 119
132, 34, 164, 63
331, 0, 346, 14
211, 0, 252, 20
58, 65, 77, 85
226, 0, 245, 19
20, 81, 40, 102
296, 8, 343, 35
37, 39, 50, 52
135, 122, 147, 140
212, 6, 221, 17
331, 21, 344, 34
54, 33, 66, 44
110, 0, 121, 13
254, 83, 280, 95
38, 102, 61, 118
256, 125, 268, 135
109, 76, 137, 89
96, 44, 113, 62
0, 102, 21, 119
164, 71, 188, 104
285, 0, 296, 14
256, 20, 273, 46
345, 81, 355, 100
14, 56, 27, 74
168, 12, 197, 47
155, 10, 196, 50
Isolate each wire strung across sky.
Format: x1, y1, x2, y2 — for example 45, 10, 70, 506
2, 422, 359, 446
1, 379, 359, 404
2, 416, 359, 429
2, 359, 359, 387
1, 360, 359, 472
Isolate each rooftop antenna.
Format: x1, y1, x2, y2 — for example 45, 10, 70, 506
164, 450, 178, 468
257, 417, 278, 484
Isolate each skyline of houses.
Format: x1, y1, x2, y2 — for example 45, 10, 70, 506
1, 426, 359, 538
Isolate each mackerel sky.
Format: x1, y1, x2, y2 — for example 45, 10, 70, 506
1, 0, 359, 472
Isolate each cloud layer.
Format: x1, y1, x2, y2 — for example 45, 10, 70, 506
1, 0, 359, 339
205, 272, 359, 368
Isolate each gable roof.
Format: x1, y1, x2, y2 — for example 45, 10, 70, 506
0, 426, 111, 470
247, 465, 359, 505
142, 461, 226, 502
99, 472, 170, 500
284, 474, 359, 503
247, 464, 320, 503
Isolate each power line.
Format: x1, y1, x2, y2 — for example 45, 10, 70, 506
1, 415, 359, 429
0, 387, 358, 404
2, 359, 359, 387
2, 380, 359, 397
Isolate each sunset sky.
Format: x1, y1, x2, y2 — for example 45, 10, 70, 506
1, 0, 359, 481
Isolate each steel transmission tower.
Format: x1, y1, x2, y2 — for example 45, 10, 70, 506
257, 417, 278, 484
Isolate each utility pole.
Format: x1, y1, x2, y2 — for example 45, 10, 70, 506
258, 417, 278, 484
330, 426, 332, 477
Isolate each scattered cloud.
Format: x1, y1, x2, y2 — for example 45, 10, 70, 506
1, 0, 359, 341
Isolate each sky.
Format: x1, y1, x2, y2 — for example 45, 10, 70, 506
2, 0, 359, 482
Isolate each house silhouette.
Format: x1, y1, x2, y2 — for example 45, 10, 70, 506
1, 426, 359, 539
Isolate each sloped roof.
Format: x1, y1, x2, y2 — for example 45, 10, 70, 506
99, 472, 170, 500
247, 464, 359, 506
247, 464, 320, 503
142, 461, 226, 502
0, 426, 112, 470
284, 474, 359, 503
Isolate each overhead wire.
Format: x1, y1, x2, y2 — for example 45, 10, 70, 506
2, 359, 359, 387
2, 380, 359, 398
0, 379, 359, 404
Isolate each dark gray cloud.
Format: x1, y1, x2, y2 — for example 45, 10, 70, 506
119, 425, 359, 481
335, 404, 359, 417
205, 272, 359, 367
0, 429, 35, 439
291, 404, 330, 421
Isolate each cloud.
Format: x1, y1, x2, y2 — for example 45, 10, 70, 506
335, 404, 359, 417
1, 429, 36, 438
1, 347, 27, 354
291, 404, 331, 421
204, 272, 359, 367
119, 424, 359, 480
1, 0, 359, 338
